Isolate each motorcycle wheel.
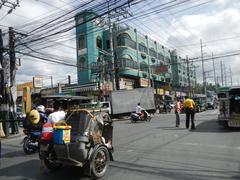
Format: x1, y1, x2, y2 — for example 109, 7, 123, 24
147, 116, 151, 122
23, 137, 37, 154
44, 149, 62, 171
90, 146, 110, 178
131, 118, 136, 123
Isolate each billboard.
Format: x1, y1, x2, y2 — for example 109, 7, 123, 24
154, 65, 168, 74
33, 76, 43, 88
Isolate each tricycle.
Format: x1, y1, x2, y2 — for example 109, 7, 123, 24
39, 109, 113, 178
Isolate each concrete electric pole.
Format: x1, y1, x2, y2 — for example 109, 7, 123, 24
200, 39, 206, 95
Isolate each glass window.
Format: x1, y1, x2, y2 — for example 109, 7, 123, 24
140, 62, 148, 72
78, 34, 86, 50
117, 33, 136, 49
158, 53, 164, 61
139, 43, 148, 54
96, 36, 102, 49
78, 57, 86, 71
106, 40, 110, 49
149, 48, 157, 58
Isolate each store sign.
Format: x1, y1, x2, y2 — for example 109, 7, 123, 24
155, 65, 168, 74
33, 77, 43, 88
157, 88, 164, 95
17, 82, 33, 91
102, 83, 112, 96
119, 78, 134, 90
139, 78, 150, 87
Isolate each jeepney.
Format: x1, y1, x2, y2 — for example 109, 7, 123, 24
217, 86, 240, 127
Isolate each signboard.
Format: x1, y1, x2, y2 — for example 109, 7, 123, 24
119, 78, 134, 90
33, 76, 43, 88
139, 78, 150, 87
157, 88, 164, 95
17, 82, 33, 91
155, 65, 168, 74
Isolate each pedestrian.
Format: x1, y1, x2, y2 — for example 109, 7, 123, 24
183, 96, 196, 130
175, 97, 181, 127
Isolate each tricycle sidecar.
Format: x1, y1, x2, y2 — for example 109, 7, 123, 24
39, 109, 113, 178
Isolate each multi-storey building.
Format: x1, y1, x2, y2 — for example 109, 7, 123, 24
171, 50, 197, 92
75, 10, 196, 95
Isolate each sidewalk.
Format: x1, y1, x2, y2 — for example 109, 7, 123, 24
1, 127, 24, 142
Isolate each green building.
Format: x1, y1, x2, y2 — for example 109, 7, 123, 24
75, 10, 196, 94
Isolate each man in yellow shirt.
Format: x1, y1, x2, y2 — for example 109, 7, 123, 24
183, 96, 196, 129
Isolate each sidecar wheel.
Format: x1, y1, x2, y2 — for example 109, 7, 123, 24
90, 146, 110, 178
44, 150, 62, 171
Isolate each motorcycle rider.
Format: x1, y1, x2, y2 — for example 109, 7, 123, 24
136, 103, 144, 119
36, 105, 48, 127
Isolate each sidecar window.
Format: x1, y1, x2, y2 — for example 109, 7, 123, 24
67, 111, 92, 137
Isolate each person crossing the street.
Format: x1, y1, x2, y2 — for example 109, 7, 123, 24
175, 97, 181, 127
183, 96, 196, 130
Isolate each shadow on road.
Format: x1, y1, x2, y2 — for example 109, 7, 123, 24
110, 160, 240, 180
193, 119, 240, 133
0, 159, 90, 180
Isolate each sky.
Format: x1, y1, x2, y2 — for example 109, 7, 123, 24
0, 0, 240, 87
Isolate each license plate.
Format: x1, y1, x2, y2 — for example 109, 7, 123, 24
40, 144, 49, 151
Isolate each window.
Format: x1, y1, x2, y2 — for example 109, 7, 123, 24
140, 62, 148, 72
139, 43, 148, 54
118, 55, 138, 69
106, 40, 110, 49
149, 48, 157, 58
158, 53, 164, 61
78, 57, 86, 71
96, 36, 102, 49
117, 33, 136, 49
78, 34, 86, 50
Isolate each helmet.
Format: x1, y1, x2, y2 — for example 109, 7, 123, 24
36, 105, 45, 113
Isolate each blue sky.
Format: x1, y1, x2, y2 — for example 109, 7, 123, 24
0, 0, 239, 86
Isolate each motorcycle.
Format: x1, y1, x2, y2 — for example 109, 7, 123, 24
22, 129, 41, 154
130, 109, 151, 123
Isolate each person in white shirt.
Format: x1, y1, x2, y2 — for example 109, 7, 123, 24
136, 103, 144, 119
47, 102, 66, 124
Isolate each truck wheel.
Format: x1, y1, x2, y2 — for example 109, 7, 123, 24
90, 146, 110, 178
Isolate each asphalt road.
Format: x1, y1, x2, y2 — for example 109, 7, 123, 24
1, 110, 240, 180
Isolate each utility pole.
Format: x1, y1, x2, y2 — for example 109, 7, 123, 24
223, 64, 227, 86
212, 53, 216, 87
200, 39, 206, 95
220, 61, 224, 87
107, 1, 116, 91
51, 76, 54, 95
68, 75, 71, 85
186, 56, 191, 96
9, 27, 18, 134
0, 29, 7, 137
229, 66, 233, 86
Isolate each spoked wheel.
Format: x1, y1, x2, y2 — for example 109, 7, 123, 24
23, 137, 37, 154
44, 149, 62, 171
91, 146, 110, 178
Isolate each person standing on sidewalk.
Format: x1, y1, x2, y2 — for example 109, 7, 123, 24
183, 96, 196, 130
175, 97, 181, 127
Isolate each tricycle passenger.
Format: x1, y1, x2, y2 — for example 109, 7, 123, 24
47, 102, 66, 124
